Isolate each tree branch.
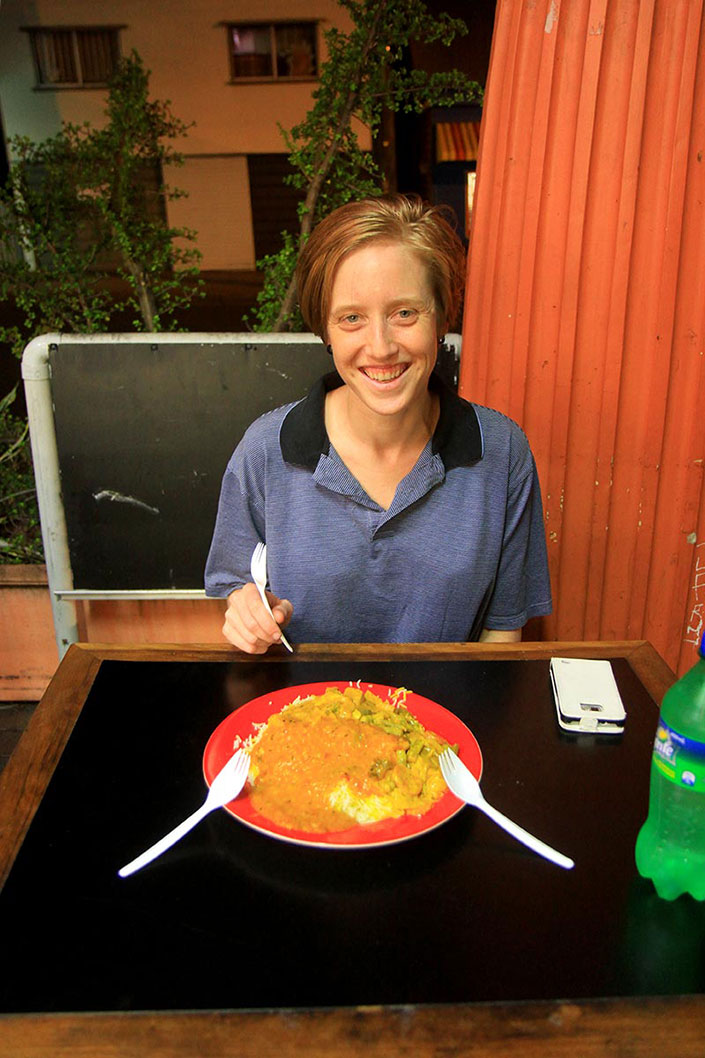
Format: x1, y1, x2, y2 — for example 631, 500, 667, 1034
271, 1, 391, 330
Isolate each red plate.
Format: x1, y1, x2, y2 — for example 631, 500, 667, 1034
203, 681, 482, 849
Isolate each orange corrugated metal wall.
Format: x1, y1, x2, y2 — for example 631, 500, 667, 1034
460, 0, 705, 675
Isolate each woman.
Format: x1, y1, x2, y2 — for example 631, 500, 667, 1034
205, 194, 551, 652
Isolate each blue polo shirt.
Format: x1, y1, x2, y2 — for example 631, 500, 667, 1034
205, 372, 552, 641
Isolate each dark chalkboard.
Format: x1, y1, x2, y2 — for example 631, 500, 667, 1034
49, 338, 333, 590
48, 336, 460, 591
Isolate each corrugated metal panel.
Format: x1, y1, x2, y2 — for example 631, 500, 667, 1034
460, 0, 705, 675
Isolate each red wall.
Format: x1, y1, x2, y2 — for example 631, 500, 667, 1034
461, 0, 705, 675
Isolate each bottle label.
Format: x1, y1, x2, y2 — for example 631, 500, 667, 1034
652, 719, 705, 791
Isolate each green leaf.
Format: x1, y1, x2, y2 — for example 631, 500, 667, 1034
247, 0, 483, 332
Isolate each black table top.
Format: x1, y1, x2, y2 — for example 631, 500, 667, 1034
2, 652, 704, 1014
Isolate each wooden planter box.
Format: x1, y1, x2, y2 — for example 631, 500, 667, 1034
0, 565, 57, 701
75, 597, 227, 649
0, 565, 227, 701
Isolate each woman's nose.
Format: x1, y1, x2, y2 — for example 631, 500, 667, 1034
368, 319, 397, 359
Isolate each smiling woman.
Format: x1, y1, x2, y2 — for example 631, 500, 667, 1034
323, 242, 441, 509
205, 194, 552, 653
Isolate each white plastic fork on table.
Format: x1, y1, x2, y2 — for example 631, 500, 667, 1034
439, 747, 574, 870
118, 750, 251, 877
250, 542, 293, 652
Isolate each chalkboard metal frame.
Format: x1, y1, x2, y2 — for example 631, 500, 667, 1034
21, 333, 461, 657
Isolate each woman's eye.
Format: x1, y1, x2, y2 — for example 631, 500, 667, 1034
343, 313, 360, 324
397, 309, 416, 320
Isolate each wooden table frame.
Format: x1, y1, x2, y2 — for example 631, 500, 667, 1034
2, 640, 704, 1058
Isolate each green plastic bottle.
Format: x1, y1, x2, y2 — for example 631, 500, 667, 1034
635, 633, 705, 900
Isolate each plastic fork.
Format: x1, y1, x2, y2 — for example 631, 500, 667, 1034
439, 747, 574, 870
250, 542, 293, 652
118, 750, 251, 877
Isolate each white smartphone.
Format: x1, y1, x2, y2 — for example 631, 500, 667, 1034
550, 657, 626, 734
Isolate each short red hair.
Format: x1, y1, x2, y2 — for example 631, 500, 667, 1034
295, 194, 466, 339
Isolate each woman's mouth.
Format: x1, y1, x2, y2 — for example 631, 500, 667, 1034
361, 364, 408, 383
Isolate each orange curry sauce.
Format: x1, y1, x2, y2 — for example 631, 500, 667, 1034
247, 687, 448, 832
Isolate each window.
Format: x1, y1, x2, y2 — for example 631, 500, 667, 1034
227, 22, 317, 81
26, 27, 121, 87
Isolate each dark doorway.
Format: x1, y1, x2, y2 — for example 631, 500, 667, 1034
247, 153, 302, 261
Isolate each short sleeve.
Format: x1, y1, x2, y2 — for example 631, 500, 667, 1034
482, 427, 552, 629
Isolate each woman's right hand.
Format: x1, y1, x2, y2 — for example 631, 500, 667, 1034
222, 582, 293, 654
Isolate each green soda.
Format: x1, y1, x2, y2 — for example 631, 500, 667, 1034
635, 633, 705, 900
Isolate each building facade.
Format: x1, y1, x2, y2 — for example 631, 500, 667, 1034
0, 0, 364, 270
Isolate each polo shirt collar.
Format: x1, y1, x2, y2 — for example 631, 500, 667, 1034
279, 370, 483, 471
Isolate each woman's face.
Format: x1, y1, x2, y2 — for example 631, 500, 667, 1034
326, 241, 441, 421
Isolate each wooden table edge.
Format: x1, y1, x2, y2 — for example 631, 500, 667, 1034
0, 645, 102, 889
1, 994, 704, 1058
62, 636, 678, 702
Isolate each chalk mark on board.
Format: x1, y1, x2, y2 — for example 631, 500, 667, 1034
93, 489, 160, 516
263, 360, 291, 381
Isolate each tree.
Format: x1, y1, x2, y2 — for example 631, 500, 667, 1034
0, 132, 115, 359
0, 50, 201, 562
0, 383, 42, 562
75, 51, 202, 331
0, 50, 202, 358
248, 0, 482, 332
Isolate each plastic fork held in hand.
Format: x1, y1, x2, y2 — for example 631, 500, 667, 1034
250, 542, 293, 652
118, 750, 250, 878
439, 748, 574, 870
